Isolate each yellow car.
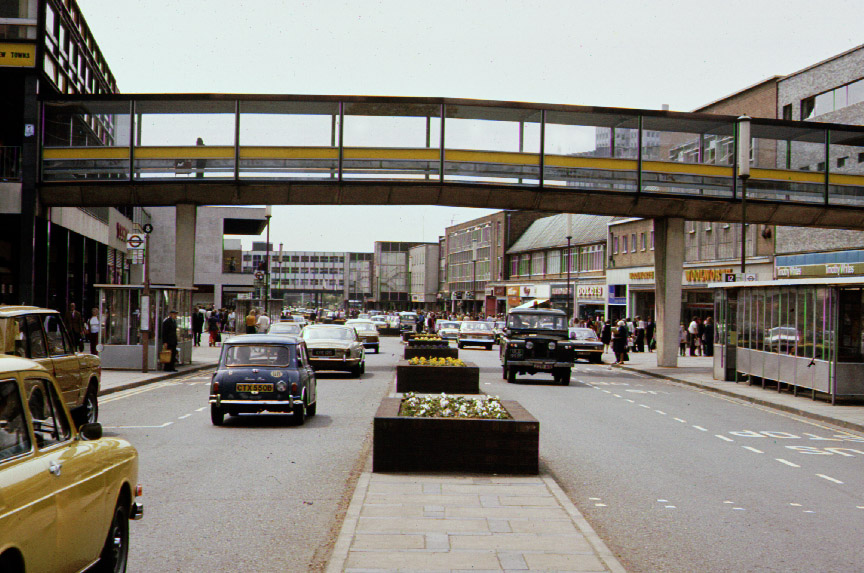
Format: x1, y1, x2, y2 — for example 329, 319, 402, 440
0, 357, 142, 573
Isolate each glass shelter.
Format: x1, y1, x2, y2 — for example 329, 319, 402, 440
95, 285, 194, 370
712, 278, 864, 404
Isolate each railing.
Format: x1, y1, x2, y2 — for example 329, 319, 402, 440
38, 95, 864, 207
0, 146, 21, 181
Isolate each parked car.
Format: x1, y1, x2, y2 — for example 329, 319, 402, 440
291, 314, 308, 327
0, 357, 143, 572
301, 325, 366, 376
0, 306, 101, 423
209, 335, 317, 426
267, 322, 303, 336
500, 308, 578, 385
370, 315, 388, 329
436, 321, 461, 340
568, 327, 604, 363
457, 321, 496, 350
345, 319, 380, 353
399, 312, 419, 335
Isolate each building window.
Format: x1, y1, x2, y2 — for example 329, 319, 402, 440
859, 152, 864, 163
612, 234, 617, 254
621, 236, 627, 254
531, 252, 545, 275
640, 233, 646, 251
546, 250, 561, 275
650, 230, 655, 250
838, 157, 847, 168
630, 234, 636, 252
782, 104, 792, 121
817, 162, 825, 171
510, 258, 519, 277
801, 97, 816, 120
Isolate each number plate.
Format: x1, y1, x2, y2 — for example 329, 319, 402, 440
535, 363, 553, 370
236, 383, 273, 392
316, 349, 335, 356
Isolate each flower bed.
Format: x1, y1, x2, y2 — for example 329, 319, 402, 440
404, 346, 459, 360
373, 396, 539, 474
406, 338, 450, 348
395, 359, 479, 394
400, 392, 510, 419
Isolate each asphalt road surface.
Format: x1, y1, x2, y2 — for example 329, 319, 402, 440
460, 344, 864, 573
99, 336, 402, 572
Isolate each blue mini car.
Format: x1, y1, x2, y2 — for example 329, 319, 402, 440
209, 335, 317, 426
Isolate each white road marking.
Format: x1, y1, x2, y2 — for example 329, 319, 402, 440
613, 394, 622, 398
105, 422, 173, 429
665, 505, 676, 509
602, 390, 611, 393
594, 503, 607, 507
742, 446, 764, 454
589, 497, 602, 501
789, 503, 802, 507
715, 435, 734, 442
178, 414, 191, 420
196, 407, 206, 411
733, 507, 745, 511
723, 501, 734, 504
484, 383, 491, 385
856, 506, 864, 509
639, 404, 650, 409
626, 399, 635, 403
655, 410, 667, 415
693, 425, 708, 432
674, 418, 687, 423
817, 474, 844, 484
775, 459, 800, 468
657, 499, 668, 502
803, 510, 815, 513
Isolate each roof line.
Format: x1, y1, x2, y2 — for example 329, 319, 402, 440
779, 43, 864, 82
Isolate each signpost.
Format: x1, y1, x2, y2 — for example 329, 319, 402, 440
139, 226, 153, 372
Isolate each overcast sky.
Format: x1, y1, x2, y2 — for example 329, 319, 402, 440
77, 0, 864, 252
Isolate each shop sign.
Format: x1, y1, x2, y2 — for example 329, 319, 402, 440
464, 292, 475, 300
493, 286, 507, 297
551, 286, 569, 296
506, 286, 519, 296
0, 43, 36, 68
630, 271, 654, 281
451, 291, 463, 300
776, 262, 864, 278
507, 296, 521, 307
116, 223, 129, 242
520, 285, 537, 298
577, 285, 605, 299
684, 268, 734, 283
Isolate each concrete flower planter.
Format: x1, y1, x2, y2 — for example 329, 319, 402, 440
404, 346, 459, 360
406, 339, 450, 348
395, 360, 479, 393
373, 397, 539, 474
377, 327, 402, 337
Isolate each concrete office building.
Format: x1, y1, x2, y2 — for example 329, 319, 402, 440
372, 241, 430, 311
408, 243, 440, 310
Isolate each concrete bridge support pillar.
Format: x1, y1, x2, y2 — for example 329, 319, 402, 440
654, 217, 684, 368
175, 204, 197, 289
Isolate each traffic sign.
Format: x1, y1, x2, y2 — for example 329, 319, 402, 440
254, 270, 264, 280
143, 223, 154, 234
127, 234, 145, 249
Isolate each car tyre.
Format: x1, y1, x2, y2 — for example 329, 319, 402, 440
94, 498, 129, 573
210, 405, 224, 426
502, 364, 508, 380
292, 400, 306, 426
457, 342, 463, 349
307, 400, 317, 416
554, 368, 570, 386
84, 384, 99, 424
374, 345, 379, 354
506, 366, 516, 384
350, 364, 362, 377
486, 344, 493, 351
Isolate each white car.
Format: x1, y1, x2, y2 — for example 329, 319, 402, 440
436, 321, 461, 340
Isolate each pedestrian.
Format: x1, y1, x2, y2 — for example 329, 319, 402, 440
696, 317, 705, 357
679, 324, 687, 356
64, 302, 85, 352
600, 320, 612, 354
228, 308, 236, 332
161, 309, 179, 371
245, 309, 257, 334
688, 317, 699, 356
256, 309, 270, 333
611, 320, 629, 364
634, 316, 645, 353
86, 308, 101, 355
207, 312, 220, 347
192, 306, 204, 347
702, 316, 715, 357
646, 317, 656, 352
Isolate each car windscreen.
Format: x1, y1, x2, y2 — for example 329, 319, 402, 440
507, 313, 567, 330
268, 324, 300, 335
438, 322, 459, 330
570, 329, 599, 340
303, 328, 354, 341
353, 324, 377, 334
461, 322, 492, 332
222, 345, 294, 367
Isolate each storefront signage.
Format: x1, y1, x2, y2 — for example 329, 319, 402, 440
116, 223, 129, 242
684, 268, 734, 284
777, 262, 864, 278
493, 286, 506, 297
551, 286, 569, 296
506, 286, 519, 296
127, 234, 145, 250
577, 285, 605, 299
0, 43, 36, 68
629, 271, 654, 280
520, 285, 537, 298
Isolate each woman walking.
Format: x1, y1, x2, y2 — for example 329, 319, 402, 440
600, 320, 612, 354
611, 320, 629, 365
207, 312, 220, 347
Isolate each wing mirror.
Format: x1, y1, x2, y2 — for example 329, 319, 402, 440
78, 422, 103, 441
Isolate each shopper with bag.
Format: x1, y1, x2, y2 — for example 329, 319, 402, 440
612, 320, 630, 365
207, 312, 220, 347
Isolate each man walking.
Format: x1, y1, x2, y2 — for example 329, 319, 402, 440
87, 308, 101, 355
65, 302, 85, 351
192, 305, 204, 347
161, 309, 179, 372
256, 309, 271, 334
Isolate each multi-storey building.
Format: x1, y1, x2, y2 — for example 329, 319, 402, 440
444, 211, 544, 315
372, 241, 428, 310
241, 247, 372, 308
504, 214, 610, 319
408, 243, 440, 310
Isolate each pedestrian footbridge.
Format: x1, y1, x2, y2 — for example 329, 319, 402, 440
38, 95, 864, 228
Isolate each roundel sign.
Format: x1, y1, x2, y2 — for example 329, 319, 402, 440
142, 223, 154, 234
254, 270, 265, 280
127, 234, 145, 249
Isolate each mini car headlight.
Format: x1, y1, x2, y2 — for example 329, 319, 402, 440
548, 342, 556, 350
526, 341, 534, 350
276, 381, 288, 392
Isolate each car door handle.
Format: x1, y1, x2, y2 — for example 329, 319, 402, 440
48, 461, 62, 476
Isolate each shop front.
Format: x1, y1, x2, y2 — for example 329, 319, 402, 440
712, 277, 864, 404
504, 284, 551, 312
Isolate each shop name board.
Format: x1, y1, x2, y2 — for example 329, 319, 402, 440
0, 43, 36, 68
685, 268, 733, 283
630, 271, 654, 280
777, 262, 864, 278
577, 285, 605, 299
116, 223, 129, 242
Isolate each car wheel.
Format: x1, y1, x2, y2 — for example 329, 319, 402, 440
486, 344, 493, 351
457, 342, 463, 349
307, 400, 317, 416
292, 400, 306, 426
84, 384, 99, 424
502, 364, 508, 380
555, 369, 570, 386
350, 365, 362, 377
507, 367, 516, 384
374, 346, 379, 354
93, 498, 129, 573
210, 405, 224, 426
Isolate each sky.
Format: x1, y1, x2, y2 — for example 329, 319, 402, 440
76, 0, 864, 252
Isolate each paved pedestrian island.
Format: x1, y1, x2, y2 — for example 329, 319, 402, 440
327, 473, 625, 572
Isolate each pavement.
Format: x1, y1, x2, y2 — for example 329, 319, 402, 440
99, 344, 221, 395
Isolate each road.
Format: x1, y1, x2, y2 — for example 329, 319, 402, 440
99, 337, 402, 572
459, 345, 864, 572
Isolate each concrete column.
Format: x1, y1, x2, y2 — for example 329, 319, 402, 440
213, 283, 222, 308
175, 204, 197, 288
654, 217, 684, 367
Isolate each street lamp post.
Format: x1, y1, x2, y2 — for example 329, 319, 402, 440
472, 255, 477, 317
566, 235, 572, 322
737, 116, 751, 274
264, 213, 271, 318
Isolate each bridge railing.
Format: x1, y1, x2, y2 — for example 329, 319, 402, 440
39, 95, 864, 207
